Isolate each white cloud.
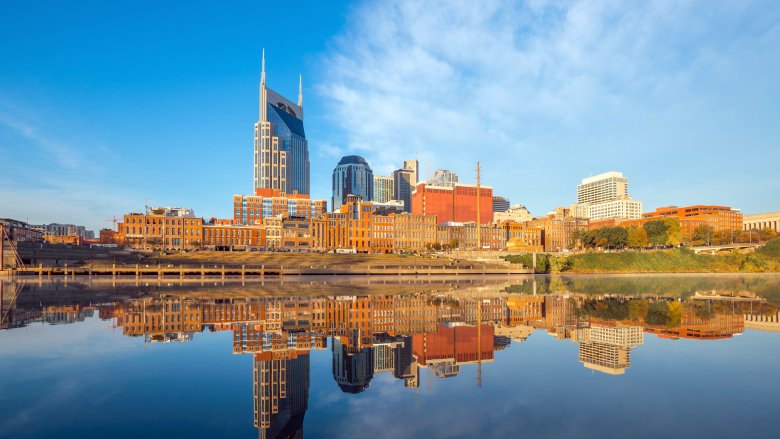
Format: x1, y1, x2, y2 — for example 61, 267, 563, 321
318, 0, 780, 214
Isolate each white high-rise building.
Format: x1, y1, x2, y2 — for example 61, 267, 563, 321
426, 169, 459, 187
577, 171, 629, 204
572, 171, 642, 220
373, 176, 394, 203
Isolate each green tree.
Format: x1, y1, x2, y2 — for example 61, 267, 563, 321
643, 220, 669, 248
666, 301, 683, 328
692, 225, 715, 246
645, 301, 670, 326
627, 299, 649, 321
626, 226, 649, 249
663, 218, 682, 247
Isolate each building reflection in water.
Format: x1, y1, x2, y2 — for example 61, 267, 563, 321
4, 279, 780, 438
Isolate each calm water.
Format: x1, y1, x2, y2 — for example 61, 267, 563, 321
2, 275, 780, 438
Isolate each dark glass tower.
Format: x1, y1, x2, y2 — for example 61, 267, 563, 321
332, 155, 374, 211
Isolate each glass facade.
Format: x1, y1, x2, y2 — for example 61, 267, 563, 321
267, 105, 309, 195
332, 155, 374, 211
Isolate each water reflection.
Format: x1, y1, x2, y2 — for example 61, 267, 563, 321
2, 276, 780, 438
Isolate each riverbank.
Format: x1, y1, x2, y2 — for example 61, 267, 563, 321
2, 251, 532, 278
505, 237, 780, 274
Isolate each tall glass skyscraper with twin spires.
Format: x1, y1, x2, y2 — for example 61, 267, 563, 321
253, 50, 310, 195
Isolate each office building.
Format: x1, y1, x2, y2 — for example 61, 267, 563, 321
233, 188, 326, 225
492, 196, 510, 213
642, 205, 743, 236
253, 352, 310, 438
493, 204, 532, 224
254, 51, 310, 195
577, 172, 630, 204
332, 155, 374, 211
411, 182, 493, 224
426, 169, 459, 187
582, 199, 643, 220
743, 212, 780, 233
373, 175, 394, 203
332, 338, 374, 393
393, 168, 414, 213
572, 171, 642, 220
403, 159, 419, 186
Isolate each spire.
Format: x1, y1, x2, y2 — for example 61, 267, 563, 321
298, 74, 303, 108
261, 48, 266, 86
259, 49, 267, 122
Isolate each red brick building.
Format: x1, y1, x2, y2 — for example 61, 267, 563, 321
412, 183, 493, 225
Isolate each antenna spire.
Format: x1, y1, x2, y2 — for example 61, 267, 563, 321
298, 74, 303, 108
261, 48, 266, 86
259, 49, 267, 122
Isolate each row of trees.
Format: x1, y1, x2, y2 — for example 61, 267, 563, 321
580, 298, 684, 328
576, 218, 682, 249
578, 218, 778, 250
690, 226, 777, 246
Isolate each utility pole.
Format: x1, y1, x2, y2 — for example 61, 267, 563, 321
476, 162, 481, 250
477, 298, 482, 388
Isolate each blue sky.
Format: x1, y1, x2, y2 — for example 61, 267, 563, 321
1, 0, 779, 232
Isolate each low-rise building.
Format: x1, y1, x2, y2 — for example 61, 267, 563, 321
371, 215, 394, 254
0, 218, 44, 242
202, 222, 265, 250
311, 212, 348, 251
393, 213, 438, 253
281, 216, 311, 251
642, 205, 743, 237
493, 204, 533, 224
503, 222, 544, 252
436, 222, 505, 250
527, 214, 589, 252
119, 207, 203, 251
743, 212, 780, 233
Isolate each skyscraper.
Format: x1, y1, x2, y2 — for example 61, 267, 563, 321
393, 168, 414, 213
254, 50, 310, 195
373, 175, 394, 203
492, 196, 510, 213
571, 171, 642, 220
403, 159, 419, 187
577, 171, 629, 204
253, 352, 310, 437
332, 338, 374, 393
332, 155, 374, 211
426, 169, 459, 187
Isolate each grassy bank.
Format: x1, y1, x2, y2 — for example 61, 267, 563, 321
505, 238, 780, 274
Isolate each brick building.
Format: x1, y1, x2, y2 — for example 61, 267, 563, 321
642, 205, 743, 237
233, 188, 326, 225
393, 213, 438, 253
412, 182, 493, 225
119, 207, 203, 251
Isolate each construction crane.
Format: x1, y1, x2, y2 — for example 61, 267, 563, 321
105, 216, 119, 230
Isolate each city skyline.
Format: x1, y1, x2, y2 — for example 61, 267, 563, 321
2, 1, 780, 233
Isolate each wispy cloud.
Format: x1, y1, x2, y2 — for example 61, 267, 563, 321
319, 0, 780, 212
0, 98, 140, 229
